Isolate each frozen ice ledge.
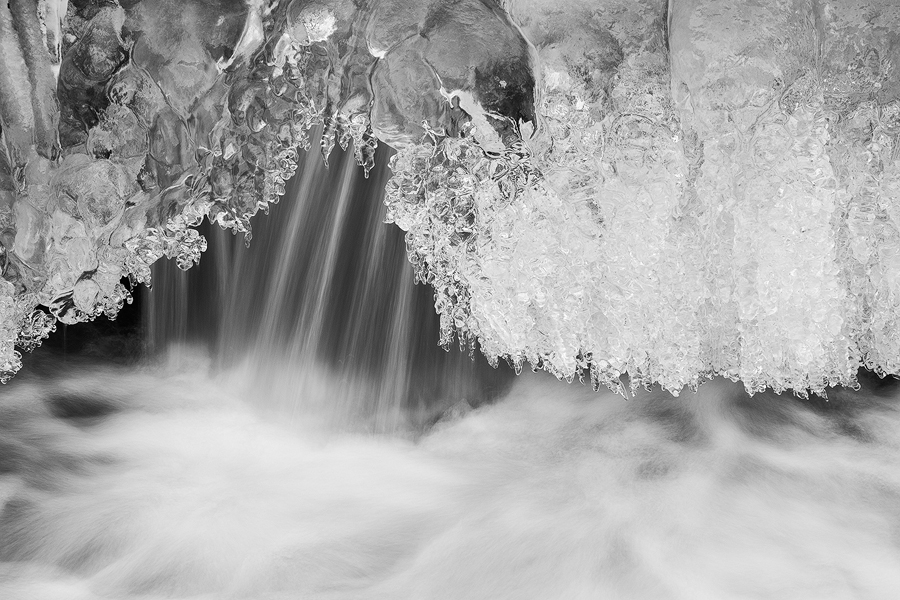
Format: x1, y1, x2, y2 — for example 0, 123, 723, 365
0, 0, 898, 396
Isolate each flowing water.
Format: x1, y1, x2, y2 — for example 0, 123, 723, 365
1, 143, 900, 598
145, 141, 512, 431
1, 363, 900, 599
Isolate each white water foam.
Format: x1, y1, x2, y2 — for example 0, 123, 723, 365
1, 358, 899, 599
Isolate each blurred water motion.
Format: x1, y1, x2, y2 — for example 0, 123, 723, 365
146, 140, 512, 431
1, 365, 899, 599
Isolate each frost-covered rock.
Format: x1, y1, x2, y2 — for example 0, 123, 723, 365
0, 0, 898, 396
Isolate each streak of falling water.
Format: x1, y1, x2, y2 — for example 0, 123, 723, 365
144, 137, 512, 431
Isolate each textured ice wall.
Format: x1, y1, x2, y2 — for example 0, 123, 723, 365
667, 0, 899, 393
1, 0, 899, 395
384, 0, 900, 395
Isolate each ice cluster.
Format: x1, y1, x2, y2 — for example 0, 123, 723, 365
2, 0, 900, 395
385, 0, 900, 396
0, 0, 374, 380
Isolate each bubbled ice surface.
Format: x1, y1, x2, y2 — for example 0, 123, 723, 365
385, 0, 900, 396
386, 52, 709, 394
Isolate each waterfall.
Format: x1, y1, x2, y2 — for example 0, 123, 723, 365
144, 138, 512, 431
2, 143, 899, 599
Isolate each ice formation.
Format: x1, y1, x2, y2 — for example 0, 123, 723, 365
0, 0, 898, 395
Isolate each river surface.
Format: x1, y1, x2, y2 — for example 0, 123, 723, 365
2, 352, 899, 600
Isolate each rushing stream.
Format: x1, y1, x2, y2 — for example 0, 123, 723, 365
144, 140, 512, 431
1, 360, 899, 599
2, 142, 900, 598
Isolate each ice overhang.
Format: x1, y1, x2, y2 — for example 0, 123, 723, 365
0, 0, 898, 396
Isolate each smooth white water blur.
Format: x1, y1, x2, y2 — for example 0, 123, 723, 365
146, 142, 512, 432
2, 356, 900, 600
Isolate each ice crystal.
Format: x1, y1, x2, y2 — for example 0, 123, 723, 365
17, 305, 57, 352
384, 20, 900, 398
0, 281, 23, 383
385, 51, 699, 395
0, 283, 55, 382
